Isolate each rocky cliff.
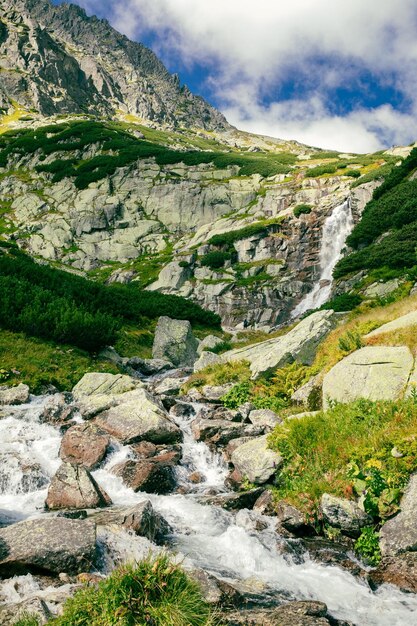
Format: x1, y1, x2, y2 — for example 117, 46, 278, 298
0, 0, 228, 129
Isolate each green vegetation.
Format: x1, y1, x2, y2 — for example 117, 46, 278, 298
268, 398, 417, 517
320, 293, 362, 312
350, 163, 394, 188
0, 120, 293, 189
354, 527, 381, 566
293, 204, 312, 218
207, 218, 282, 249
11, 614, 40, 626
200, 250, 232, 269
0, 329, 118, 393
304, 163, 341, 177
12, 556, 213, 626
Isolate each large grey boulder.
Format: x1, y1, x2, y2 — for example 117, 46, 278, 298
380, 474, 417, 555
320, 494, 371, 537
96, 388, 181, 444
72, 373, 139, 400
152, 316, 198, 367
322, 346, 414, 408
45, 463, 111, 510
0, 518, 96, 576
231, 435, 283, 484
0, 384, 30, 406
223, 311, 334, 378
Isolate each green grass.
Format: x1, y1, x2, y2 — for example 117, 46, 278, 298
0, 329, 118, 393
268, 399, 417, 517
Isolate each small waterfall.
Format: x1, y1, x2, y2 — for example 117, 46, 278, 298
292, 198, 354, 317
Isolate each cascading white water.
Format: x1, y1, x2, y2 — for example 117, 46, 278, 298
1, 396, 417, 625
292, 199, 354, 317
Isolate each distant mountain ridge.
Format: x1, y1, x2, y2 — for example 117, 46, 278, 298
0, 0, 229, 130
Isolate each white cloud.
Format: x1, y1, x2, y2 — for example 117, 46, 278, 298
75, 0, 417, 152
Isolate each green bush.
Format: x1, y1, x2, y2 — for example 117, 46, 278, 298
305, 163, 338, 177
200, 250, 231, 269
221, 381, 251, 408
293, 204, 312, 218
207, 222, 273, 248
345, 169, 361, 178
354, 527, 381, 566
320, 293, 362, 312
52, 555, 213, 626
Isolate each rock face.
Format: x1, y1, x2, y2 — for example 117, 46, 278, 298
230, 435, 283, 484
45, 463, 111, 510
0, 384, 30, 405
60, 423, 110, 470
72, 373, 138, 400
95, 388, 181, 444
0, 0, 228, 130
152, 316, 199, 367
322, 346, 414, 408
380, 474, 417, 555
0, 518, 96, 576
320, 494, 371, 537
111, 454, 178, 494
223, 311, 334, 377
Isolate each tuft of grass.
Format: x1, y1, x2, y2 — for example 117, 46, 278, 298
183, 360, 251, 392
51, 555, 214, 626
12, 614, 40, 626
268, 398, 417, 515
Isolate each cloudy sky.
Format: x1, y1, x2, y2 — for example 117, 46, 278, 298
55, 0, 417, 152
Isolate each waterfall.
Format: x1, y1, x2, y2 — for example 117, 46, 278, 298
1, 395, 417, 625
292, 199, 354, 317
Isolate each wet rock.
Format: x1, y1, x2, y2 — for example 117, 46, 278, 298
370, 552, 417, 593
189, 471, 205, 484
96, 388, 181, 444
0, 518, 96, 576
275, 501, 313, 536
0, 453, 48, 495
235, 509, 269, 532
60, 423, 110, 469
231, 435, 283, 484
223, 310, 335, 378
111, 453, 178, 494
41, 393, 76, 424
253, 490, 277, 516
152, 316, 198, 367
0, 597, 52, 625
380, 473, 417, 555
46, 463, 111, 510
89, 501, 170, 543
320, 494, 371, 537
0, 384, 30, 406
126, 357, 173, 376
170, 401, 196, 419
322, 346, 414, 408
198, 488, 264, 511
248, 409, 282, 429
221, 601, 333, 626
192, 419, 264, 447
300, 537, 362, 579
189, 568, 223, 604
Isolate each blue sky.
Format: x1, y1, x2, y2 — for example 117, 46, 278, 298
53, 0, 417, 152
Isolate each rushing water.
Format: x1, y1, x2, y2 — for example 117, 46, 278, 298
1, 395, 417, 625
292, 199, 354, 317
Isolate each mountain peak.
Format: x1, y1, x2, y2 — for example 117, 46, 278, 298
0, 0, 229, 130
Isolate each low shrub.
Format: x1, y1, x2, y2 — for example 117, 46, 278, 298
293, 204, 312, 218
354, 527, 381, 566
200, 250, 231, 270
320, 293, 362, 312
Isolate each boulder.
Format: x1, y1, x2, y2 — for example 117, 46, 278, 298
223, 310, 334, 378
275, 501, 313, 536
322, 346, 414, 408
370, 552, 417, 594
0, 384, 30, 406
192, 419, 264, 447
253, 490, 277, 516
201, 383, 234, 401
126, 357, 173, 376
231, 435, 283, 484
153, 376, 187, 396
221, 601, 331, 626
197, 335, 224, 355
198, 488, 264, 511
364, 279, 400, 298
95, 388, 181, 444
194, 351, 223, 372
0, 518, 96, 576
380, 474, 417, 556
291, 375, 322, 410
45, 463, 111, 510
248, 409, 282, 428
41, 393, 76, 424
72, 373, 138, 400
365, 310, 417, 339
89, 501, 170, 543
320, 494, 371, 537
152, 316, 198, 367
111, 453, 178, 494
60, 423, 110, 470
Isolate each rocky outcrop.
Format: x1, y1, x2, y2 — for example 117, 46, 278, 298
223, 310, 335, 377
0, 384, 30, 405
222, 600, 334, 626
89, 501, 170, 543
320, 494, 372, 537
365, 310, 417, 339
192, 419, 263, 447
60, 423, 110, 470
111, 453, 178, 494
152, 316, 198, 367
322, 346, 414, 408
72, 373, 139, 399
230, 435, 283, 484
45, 463, 111, 510
380, 474, 417, 555
0, 517, 96, 576
248, 409, 282, 429
95, 388, 181, 444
